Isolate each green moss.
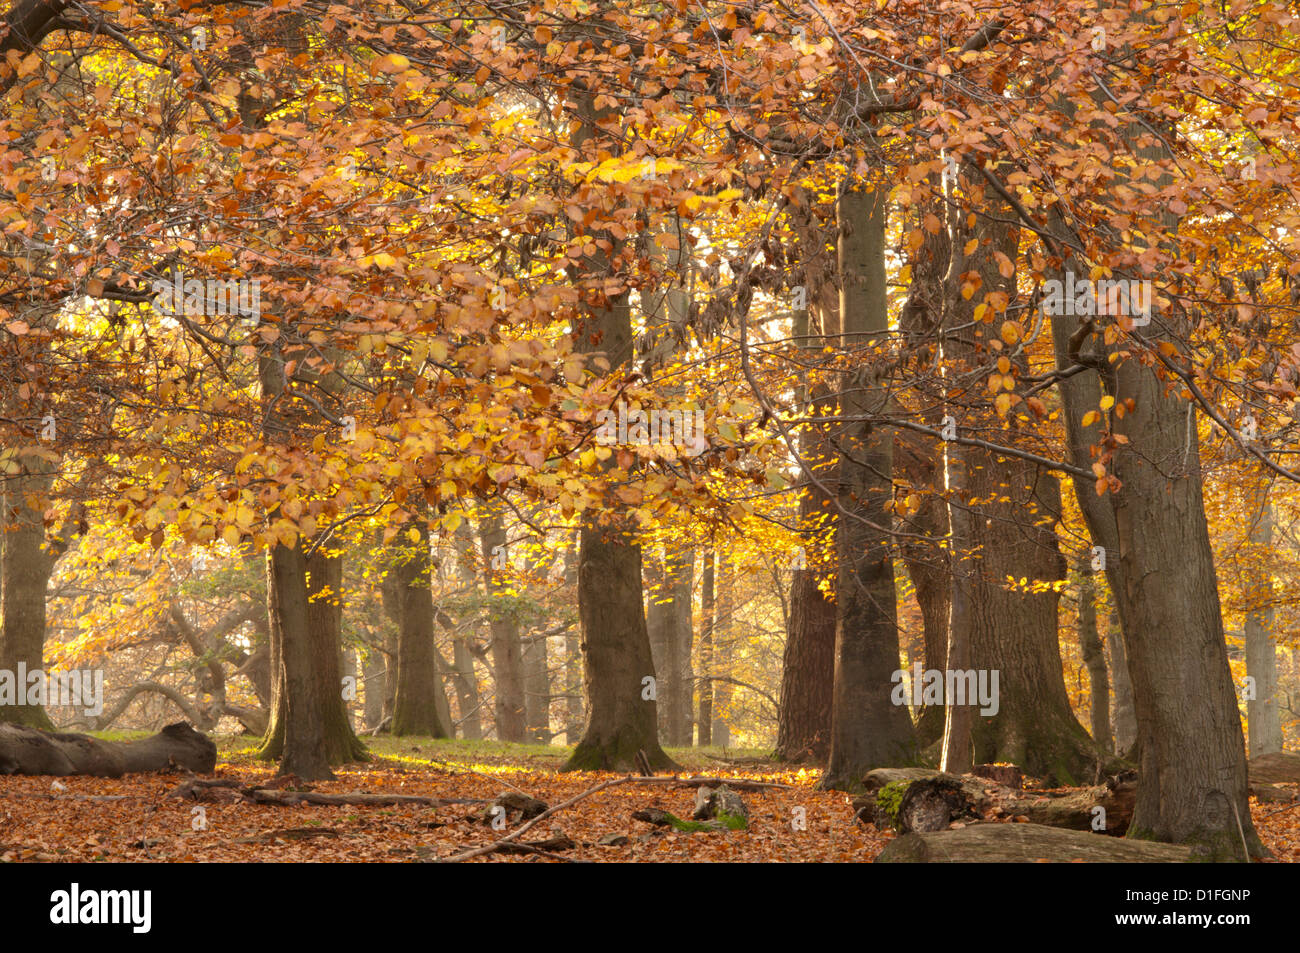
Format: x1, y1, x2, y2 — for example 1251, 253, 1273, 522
713, 808, 748, 831
875, 779, 914, 829
654, 809, 745, 833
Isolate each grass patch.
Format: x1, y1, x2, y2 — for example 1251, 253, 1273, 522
205, 732, 771, 774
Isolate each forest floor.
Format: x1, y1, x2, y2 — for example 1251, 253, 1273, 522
1, 734, 1297, 862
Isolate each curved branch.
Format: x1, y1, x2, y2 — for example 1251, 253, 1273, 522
92, 682, 211, 731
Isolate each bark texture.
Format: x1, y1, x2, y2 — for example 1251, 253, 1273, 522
561, 90, 675, 773
822, 179, 915, 790
0, 721, 216, 777
384, 517, 450, 737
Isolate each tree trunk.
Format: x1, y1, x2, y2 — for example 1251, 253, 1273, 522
965, 457, 1098, 784
452, 638, 482, 740
941, 438, 975, 776
565, 528, 675, 770
362, 647, 385, 731
896, 184, 953, 749
775, 380, 837, 763
1042, 6, 1261, 856
1107, 317, 1262, 858
945, 172, 1099, 785
561, 536, 582, 745
776, 193, 839, 763
561, 89, 675, 772
451, 520, 484, 740
774, 540, 836, 762
1077, 563, 1112, 753
1245, 499, 1282, 757
257, 540, 367, 779
478, 510, 527, 743
0, 459, 57, 729
697, 548, 714, 747
822, 178, 916, 790
522, 633, 549, 742
386, 517, 450, 737
1106, 610, 1137, 755
712, 554, 733, 749
647, 548, 694, 747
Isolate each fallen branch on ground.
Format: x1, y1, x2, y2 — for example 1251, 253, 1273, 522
170, 776, 489, 808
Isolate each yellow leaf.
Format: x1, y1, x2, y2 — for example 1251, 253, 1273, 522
1082, 410, 1099, 427
964, 238, 978, 256
1100, 395, 1115, 411
1000, 321, 1020, 344
995, 393, 1011, 417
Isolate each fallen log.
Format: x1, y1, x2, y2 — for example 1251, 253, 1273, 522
0, 722, 216, 778
170, 776, 487, 808
1249, 751, 1300, 785
856, 767, 1136, 835
857, 768, 994, 832
1017, 776, 1137, 835
876, 822, 1192, 863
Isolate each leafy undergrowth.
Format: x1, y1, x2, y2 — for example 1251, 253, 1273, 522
0, 737, 1296, 862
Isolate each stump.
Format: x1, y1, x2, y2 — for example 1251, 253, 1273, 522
876, 822, 1193, 863
692, 784, 749, 829
973, 763, 1022, 789
481, 791, 548, 825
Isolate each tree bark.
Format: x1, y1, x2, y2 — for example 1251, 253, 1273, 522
647, 548, 694, 746
775, 193, 839, 763
522, 631, 550, 742
478, 509, 527, 742
1245, 498, 1282, 757
1077, 563, 1112, 753
945, 172, 1100, 785
0, 458, 59, 729
821, 178, 916, 790
256, 539, 367, 780
561, 90, 674, 772
896, 184, 953, 749
565, 528, 675, 770
385, 516, 450, 737
451, 520, 484, 740
0, 721, 216, 777
697, 548, 715, 747
876, 822, 1191, 863
712, 555, 734, 748
362, 647, 385, 731
1106, 610, 1137, 755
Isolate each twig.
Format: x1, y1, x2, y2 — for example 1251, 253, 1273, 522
433, 776, 640, 863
